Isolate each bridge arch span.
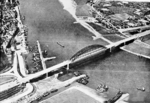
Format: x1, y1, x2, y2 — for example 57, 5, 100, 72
70, 44, 106, 62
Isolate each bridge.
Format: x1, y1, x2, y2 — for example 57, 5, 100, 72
106, 30, 150, 48
118, 25, 150, 33
69, 30, 150, 63
106, 30, 150, 59
70, 44, 106, 62
20, 60, 72, 83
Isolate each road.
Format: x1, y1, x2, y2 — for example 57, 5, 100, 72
2, 83, 34, 103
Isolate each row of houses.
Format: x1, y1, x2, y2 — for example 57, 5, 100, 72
89, 0, 150, 30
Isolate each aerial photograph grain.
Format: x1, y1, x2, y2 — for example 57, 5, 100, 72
0, 0, 150, 103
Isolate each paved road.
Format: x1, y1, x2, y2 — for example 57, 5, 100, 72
2, 83, 34, 103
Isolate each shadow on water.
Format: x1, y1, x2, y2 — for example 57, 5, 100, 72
144, 58, 150, 71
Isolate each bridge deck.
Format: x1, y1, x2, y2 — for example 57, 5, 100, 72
121, 41, 150, 59
119, 25, 150, 33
